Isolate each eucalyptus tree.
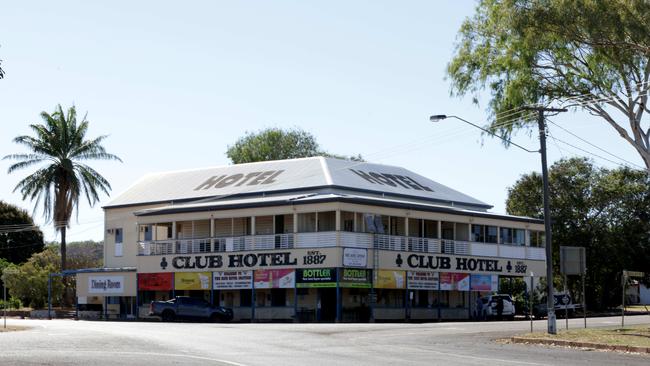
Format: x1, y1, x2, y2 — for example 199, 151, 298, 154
447, 0, 650, 169
3, 105, 121, 270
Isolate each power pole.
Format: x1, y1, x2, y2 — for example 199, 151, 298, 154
523, 106, 567, 334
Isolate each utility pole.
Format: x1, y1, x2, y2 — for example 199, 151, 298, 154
523, 106, 567, 335
430, 106, 566, 334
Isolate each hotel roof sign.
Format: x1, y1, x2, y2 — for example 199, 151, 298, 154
106, 157, 491, 209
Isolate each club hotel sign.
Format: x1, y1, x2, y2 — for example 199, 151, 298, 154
84, 157, 546, 321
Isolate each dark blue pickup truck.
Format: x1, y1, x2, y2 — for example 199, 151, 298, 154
150, 296, 233, 322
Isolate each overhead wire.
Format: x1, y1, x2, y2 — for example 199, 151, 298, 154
547, 118, 646, 170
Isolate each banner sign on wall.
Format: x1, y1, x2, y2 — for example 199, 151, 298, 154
374, 270, 406, 289
254, 269, 295, 289
407, 271, 439, 290
343, 248, 367, 267
339, 268, 372, 288
383, 252, 545, 277
138, 273, 172, 291
140, 248, 338, 273
440, 273, 470, 291
213, 271, 253, 290
88, 276, 125, 294
470, 274, 499, 292
296, 268, 337, 288
175, 272, 211, 290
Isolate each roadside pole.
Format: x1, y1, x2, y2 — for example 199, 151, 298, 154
582, 273, 587, 328
562, 274, 569, 330
621, 271, 626, 328
530, 272, 534, 333
3, 277, 6, 329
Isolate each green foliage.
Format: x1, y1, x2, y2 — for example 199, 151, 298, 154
0, 297, 23, 310
3, 104, 121, 270
448, 0, 650, 168
0, 200, 45, 264
1, 247, 63, 309
226, 127, 363, 164
506, 157, 650, 309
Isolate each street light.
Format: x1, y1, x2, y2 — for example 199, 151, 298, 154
430, 110, 565, 334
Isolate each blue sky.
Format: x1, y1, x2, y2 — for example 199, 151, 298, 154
0, 1, 643, 242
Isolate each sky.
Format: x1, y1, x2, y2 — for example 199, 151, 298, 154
0, 1, 645, 243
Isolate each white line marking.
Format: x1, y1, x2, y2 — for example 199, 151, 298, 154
6, 350, 250, 366
378, 344, 551, 366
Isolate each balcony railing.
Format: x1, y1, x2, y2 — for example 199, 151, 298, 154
136, 231, 546, 261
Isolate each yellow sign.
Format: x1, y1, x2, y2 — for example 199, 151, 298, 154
174, 272, 211, 290
374, 270, 406, 289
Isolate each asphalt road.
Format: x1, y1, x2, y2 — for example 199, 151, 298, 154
1, 315, 649, 366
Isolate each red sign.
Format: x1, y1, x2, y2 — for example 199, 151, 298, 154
138, 273, 173, 291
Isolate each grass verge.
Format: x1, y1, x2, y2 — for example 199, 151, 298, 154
514, 325, 650, 349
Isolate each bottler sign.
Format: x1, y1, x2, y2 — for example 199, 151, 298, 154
137, 248, 339, 273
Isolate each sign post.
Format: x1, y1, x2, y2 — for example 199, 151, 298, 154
530, 272, 534, 333
560, 246, 586, 329
621, 270, 645, 328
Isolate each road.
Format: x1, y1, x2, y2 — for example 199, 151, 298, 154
0, 315, 648, 366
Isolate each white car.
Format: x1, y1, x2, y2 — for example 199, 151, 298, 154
476, 294, 515, 320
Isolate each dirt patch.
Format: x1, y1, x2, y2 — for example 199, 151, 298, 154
509, 325, 650, 354
0, 325, 30, 333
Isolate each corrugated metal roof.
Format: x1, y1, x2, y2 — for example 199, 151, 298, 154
134, 192, 541, 224
106, 157, 491, 209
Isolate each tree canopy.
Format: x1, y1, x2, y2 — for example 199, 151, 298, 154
506, 157, 650, 309
0, 200, 45, 264
226, 127, 363, 164
448, 0, 650, 169
3, 104, 121, 270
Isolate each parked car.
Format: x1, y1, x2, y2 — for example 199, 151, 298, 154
475, 294, 516, 320
533, 293, 581, 319
150, 296, 233, 322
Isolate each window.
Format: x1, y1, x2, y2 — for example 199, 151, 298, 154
513, 229, 525, 246
499, 227, 526, 245
297, 213, 316, 232
317, 211, 336, 232
240, 290, 252, 307
499, 228, 512, 244
471, 225, 485, 242
486, 226, 498, 243
114, 228, 123, 257
530, 231, 545, 247
270, 289, 286, 307
341, 211, 355, 232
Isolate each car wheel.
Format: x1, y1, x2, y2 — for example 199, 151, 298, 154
210, 313, 223, 323
161, 310, 175, 322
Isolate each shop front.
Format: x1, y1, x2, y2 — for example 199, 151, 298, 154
76, 270, 137, 319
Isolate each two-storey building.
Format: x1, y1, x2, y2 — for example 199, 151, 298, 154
76, 157, 546, 321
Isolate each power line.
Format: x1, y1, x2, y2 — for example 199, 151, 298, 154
547, 118, 646, 170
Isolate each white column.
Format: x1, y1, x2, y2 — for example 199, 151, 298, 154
251, 216, 256, 249
210, 217, 215, 252
335, 210, 341, 247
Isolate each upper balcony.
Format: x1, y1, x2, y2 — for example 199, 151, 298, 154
137, 231, 546, 261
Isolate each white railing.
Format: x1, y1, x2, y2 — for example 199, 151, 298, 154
137, 233, 546, 261
340, 232, 373, 248
375, 234, 406, 251
527, 247, 546, 260
407, 237, 440, 253
470, 242, 498, 257
499, 244, 527, 259
295, 232, 337, 248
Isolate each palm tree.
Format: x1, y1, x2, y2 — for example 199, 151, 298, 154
3, 104, 121, 270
